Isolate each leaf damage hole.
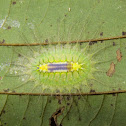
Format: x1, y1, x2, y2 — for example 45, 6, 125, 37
106, 62, 115, 77
116, 48, 122, 62
49, 106, 65, 126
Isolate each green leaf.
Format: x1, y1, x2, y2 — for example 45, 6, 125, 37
0, 0, 126, 126
0, 94, 126, 126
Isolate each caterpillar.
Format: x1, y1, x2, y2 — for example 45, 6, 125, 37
5, 42, 94, 93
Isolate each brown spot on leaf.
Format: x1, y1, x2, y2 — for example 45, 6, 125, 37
3, 89, 9, 92
100, 32, 103, 36
111, 104, 113, 106
49, 106, 65, 126
113, 42, 115, 46
23, 117, 26, 120
122, 31, 126, 35
12, 1, 16, 5
67, 103, 70, 106
116, 48, 122, 62
106, 62, 115, 77
89, 41, 97, 45
90, 89, 96, 93
7, 26, 11, 29
18, 53, 22, 57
